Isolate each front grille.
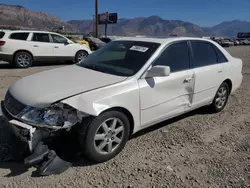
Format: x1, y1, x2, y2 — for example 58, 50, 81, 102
4, 91, 26, 116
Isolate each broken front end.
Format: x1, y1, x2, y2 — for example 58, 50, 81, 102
0, 91, 88, 175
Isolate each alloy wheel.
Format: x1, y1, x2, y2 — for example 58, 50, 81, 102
77, 52, 87, 62
17, 54, 31, 67
94, 117, 125, 155
215, 86, 228, 109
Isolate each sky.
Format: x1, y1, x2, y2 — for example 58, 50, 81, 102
1, 0, 250, 26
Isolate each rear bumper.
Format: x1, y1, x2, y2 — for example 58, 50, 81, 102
231, 73, 243, 94
0, 53, 12, 62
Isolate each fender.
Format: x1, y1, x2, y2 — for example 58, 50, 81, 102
61, 78, 142, 133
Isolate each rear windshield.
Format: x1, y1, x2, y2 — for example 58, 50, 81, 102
0, 32, 5, 39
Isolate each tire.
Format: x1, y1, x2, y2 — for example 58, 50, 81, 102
209, 82, 230, 113
0, 117, 30, 162
78, 111, 130, 163
14, 51, 33, 68
75, 51, 88, 63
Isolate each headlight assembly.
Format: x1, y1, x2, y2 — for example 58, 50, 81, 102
19, 103, 87, 129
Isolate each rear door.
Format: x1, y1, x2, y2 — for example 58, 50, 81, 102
31, 33, 54, 61
190, 40, 229, 108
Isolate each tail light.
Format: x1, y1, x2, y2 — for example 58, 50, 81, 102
0, 41, 5, 46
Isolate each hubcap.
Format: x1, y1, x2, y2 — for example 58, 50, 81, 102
215, 86, 228, 109
94, 118, 124, 155
77, 52, 87, 62
17, 54, 30, 67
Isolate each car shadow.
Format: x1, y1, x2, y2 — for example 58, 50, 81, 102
0, 106, 211, 177
0, 162, 28, 177
131, 106, 211, 139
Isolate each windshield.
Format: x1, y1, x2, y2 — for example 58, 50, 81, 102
77, 40, 160, 77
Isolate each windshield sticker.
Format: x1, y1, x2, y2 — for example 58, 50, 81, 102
130, 45, 149, 52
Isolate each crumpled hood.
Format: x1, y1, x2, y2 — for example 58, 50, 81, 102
8, 65, 127, 108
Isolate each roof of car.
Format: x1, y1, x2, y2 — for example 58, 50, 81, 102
115, 36, 213, 44
3, 30, 60, 35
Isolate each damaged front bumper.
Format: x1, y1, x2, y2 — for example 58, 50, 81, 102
1, 101, 51, 152
0, 101, 73, 175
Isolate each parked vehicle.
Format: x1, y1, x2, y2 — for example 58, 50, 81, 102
83, 36, 106, 51
99, 37, 112, 43
238, 39, 250, 45
0, 37, 242, 170
237, 39, 244, 45
233, 39, 240, 46
0, 30, 91, 68
76, 39, 90, 48
212, 39, 222, 45
245, 39, 250, 45
219, 39, 231, 47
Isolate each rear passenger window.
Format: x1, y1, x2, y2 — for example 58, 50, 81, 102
213, 45, 228, 63
10, 33, 29, 40
0, 32, 5, 39
32, 33, 50, 43
191, 41, 217, 67
153, 42, 190, 72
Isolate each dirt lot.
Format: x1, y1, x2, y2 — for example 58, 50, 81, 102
0, 46, 250, 188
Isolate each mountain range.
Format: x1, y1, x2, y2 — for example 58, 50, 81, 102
1, 4, 250, 37
0, 4, 77, 31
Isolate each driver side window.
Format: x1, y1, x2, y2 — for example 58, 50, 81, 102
51, 34, 68, 44
153, 41, 190, 72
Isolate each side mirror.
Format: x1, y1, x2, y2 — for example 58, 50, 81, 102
145, 65, 170, 78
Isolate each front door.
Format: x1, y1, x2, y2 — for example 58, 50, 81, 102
50, 34, 74, 60
139, 41, 195, 127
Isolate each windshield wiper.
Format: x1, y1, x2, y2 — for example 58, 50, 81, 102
82, 64, 128, 76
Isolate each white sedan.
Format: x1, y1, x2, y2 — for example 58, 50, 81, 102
1, 37, 243, 163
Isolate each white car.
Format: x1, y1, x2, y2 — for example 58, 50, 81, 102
0, 30, 91, 68
0, 37, 243, 165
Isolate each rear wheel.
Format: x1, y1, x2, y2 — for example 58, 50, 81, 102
210, 82, 230, 113
79, 111, 130, 163
14, 51, 33, 68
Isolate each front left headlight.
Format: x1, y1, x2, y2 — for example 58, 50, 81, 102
19, 103, 80, 128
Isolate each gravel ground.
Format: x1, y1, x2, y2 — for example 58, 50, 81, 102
0, 46, 250, 188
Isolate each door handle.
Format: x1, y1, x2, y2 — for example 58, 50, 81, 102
33, 45, 39, 47
218, 70, 222, 73
183, 78, 192, 83
54, 46, 59, 48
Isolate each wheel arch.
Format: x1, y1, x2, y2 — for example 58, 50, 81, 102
13, 50, 34, 61
75, 50, 89, 62
99, 107, 135, 136
75, 50, 89, 57
223, 79, 232, 94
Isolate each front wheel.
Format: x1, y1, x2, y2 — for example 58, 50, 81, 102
210, 82, 230, 113
79, 111, 130, 163
75, 51, 88, 63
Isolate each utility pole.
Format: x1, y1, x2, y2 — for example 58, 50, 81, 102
95, 0, 98, 37
92, 15, 95, 36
